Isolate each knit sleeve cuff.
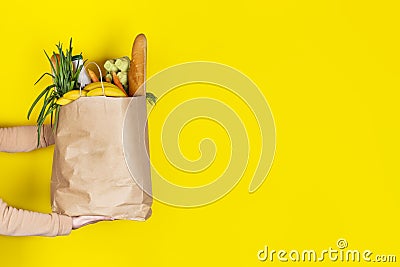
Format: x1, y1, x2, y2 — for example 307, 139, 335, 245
57, 214, 73, 236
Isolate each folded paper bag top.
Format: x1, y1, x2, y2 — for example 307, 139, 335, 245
51, 95, 152, 221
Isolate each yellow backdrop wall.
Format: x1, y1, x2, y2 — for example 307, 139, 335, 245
0, 0, 399, 266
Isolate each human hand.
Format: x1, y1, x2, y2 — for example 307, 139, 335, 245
72, 215, 114, 230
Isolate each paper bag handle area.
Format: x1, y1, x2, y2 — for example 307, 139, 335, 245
81, 60, 146, 98
81, 62, 106, 96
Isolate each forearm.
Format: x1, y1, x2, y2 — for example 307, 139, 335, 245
0, 199, 72, 237
0, 125, 55, 153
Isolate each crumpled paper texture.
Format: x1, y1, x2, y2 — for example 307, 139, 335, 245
51, 96, 152, 220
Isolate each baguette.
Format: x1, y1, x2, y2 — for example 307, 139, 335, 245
128, 33, 147, 96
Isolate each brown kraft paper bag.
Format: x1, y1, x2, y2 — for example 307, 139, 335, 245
50, 95, 152, 220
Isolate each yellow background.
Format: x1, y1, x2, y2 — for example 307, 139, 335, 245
0, 0, 399, 266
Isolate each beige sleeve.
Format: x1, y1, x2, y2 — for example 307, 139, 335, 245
0, 126, 71, 236
0, 125, 55, 153
0, 198, 72, 237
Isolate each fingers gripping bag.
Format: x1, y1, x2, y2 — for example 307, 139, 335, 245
50, 35, 152, 220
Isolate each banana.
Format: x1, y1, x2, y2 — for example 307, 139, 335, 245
87, 86, 128, 97
63, 90, 87, 100
57, 84, 127, 105
56, 97, 74, 106
83, 81, 119, 91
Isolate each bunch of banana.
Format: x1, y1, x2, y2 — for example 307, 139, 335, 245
56, 82, 127, 106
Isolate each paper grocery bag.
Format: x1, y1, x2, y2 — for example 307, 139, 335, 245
50, 95, 152, 220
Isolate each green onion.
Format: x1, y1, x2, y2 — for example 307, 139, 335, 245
28, 38, 82, 146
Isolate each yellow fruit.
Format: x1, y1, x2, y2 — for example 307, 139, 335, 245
56, 97, 74, 106
63, 90, 87, 100
83, 81, 119, 91
86, 86, 128, 97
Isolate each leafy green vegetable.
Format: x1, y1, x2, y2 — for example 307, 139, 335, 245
146, 92, 157, 105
